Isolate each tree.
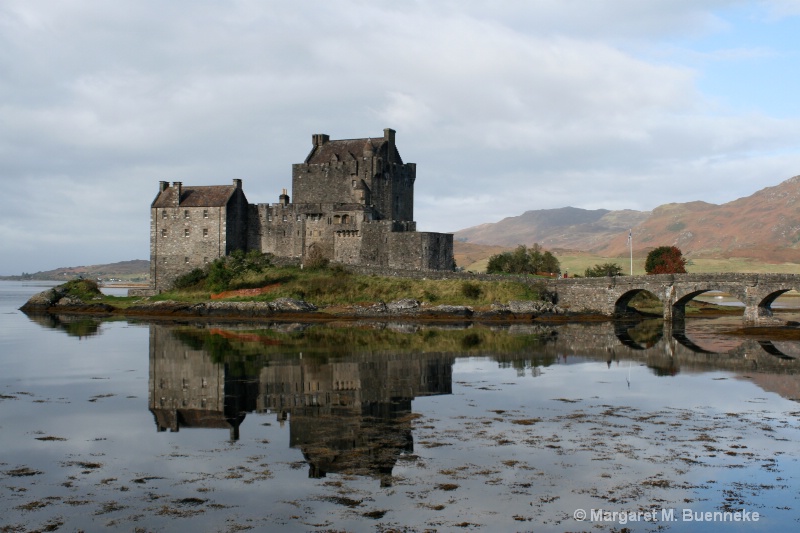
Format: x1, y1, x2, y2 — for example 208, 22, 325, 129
645, 246, 687, 274
486, 244, 561, 275
584, 262, 624, 277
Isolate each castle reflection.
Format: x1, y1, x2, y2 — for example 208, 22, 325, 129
148, 324, 456, 482
146, 320, 800, 481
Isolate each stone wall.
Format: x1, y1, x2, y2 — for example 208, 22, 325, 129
334, 229, 362, 264
151, 205, 227, 291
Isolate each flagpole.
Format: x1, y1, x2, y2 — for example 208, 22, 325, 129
628, 229, 633, 276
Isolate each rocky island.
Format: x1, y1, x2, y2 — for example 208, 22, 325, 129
20, 278, 568, 323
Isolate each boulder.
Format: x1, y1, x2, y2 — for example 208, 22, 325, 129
422, 305, 473, 317
269, 298, 317, 312
386, 299, 420, 312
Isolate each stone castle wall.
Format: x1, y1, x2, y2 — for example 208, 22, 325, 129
147, 129, 454, 291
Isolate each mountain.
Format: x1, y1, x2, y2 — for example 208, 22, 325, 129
2, 260, 150, 281
456, 207, 650, 251
455, 175, 800, 262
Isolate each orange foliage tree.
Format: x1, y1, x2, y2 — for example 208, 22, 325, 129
645, 246, 687, 274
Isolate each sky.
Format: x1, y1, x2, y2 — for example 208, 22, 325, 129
2, 0, 800, 274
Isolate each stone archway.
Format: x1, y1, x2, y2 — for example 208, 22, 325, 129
614, 289, 663, 316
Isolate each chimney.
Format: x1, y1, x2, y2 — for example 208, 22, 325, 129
159, 181, 169, 192
312, 134, 330, 147
233, 178, 242, 189
172, 182, 182, 206
384, 128, 396, 162
279, 188, 290, 206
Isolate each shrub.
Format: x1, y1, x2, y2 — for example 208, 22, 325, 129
486, 244, 560, 275
303, 246, 329, 270
63, 279, 102, 301
584, 263, 624, 277
461, 281, 482, 299
423, 289, 439, 302
173, 268, 208, 290
206, 258, 235, 292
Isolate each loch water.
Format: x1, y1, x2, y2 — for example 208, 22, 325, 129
1, 280, 799, 532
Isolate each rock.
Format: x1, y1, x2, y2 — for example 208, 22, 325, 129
269, 298, 317, 312
20, 287, 63, 309
487, 300, 565, 317
508, 301, 541, 313
386, 299, 420, 312
368, 302, 388, 313
55, 296, 84, 307
423, 305, 473, 317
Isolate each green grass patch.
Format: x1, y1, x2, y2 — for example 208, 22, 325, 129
62, 279, 103, 301
155, 265, 544, 307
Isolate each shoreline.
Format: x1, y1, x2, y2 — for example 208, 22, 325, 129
18, 283, 800, 334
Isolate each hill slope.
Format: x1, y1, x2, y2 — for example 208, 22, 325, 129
455, 175, 800, 263
2, 260, 150, 281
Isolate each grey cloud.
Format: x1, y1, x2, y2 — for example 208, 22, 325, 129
1, 0, 799, 273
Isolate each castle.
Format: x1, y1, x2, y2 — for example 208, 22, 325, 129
148, 128, 454, 291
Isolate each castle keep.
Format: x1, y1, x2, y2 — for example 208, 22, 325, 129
149, 129, 454, 290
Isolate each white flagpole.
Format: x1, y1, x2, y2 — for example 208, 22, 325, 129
628, 229, 633, 275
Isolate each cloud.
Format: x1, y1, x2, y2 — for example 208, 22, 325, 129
1, 0, 799, 272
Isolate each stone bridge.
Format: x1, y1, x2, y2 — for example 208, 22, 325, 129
544, 273, 800, 325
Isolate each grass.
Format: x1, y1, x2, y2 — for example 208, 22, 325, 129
151, 265, 546, 307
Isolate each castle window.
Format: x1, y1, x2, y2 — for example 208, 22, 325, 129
162, 211, 167, 219
342, 215, 349, 224
268, 215, 272, 222
203, 209, 208, 218
184, 228, 190, 237
161, 229, 167, 238
296, 214, 301, 221
334, 215, 341, 224
282, 215, 287, 222
203, 257, 209, 263
184, 257, 189, 264
203, 228, 208, 237
184, 210, 189, 219
352, 180, 356, 188
163, 257, 167, 264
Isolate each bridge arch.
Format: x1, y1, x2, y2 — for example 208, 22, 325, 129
614, 289, 663, 315
759, 289, 793, 309
744, 286, 797, 324
670, 288, 746, 322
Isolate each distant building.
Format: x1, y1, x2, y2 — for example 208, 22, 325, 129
148, 128, 454, 291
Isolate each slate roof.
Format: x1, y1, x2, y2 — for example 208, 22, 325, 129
306, 138, 404, 165
152, 185, 237, 208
